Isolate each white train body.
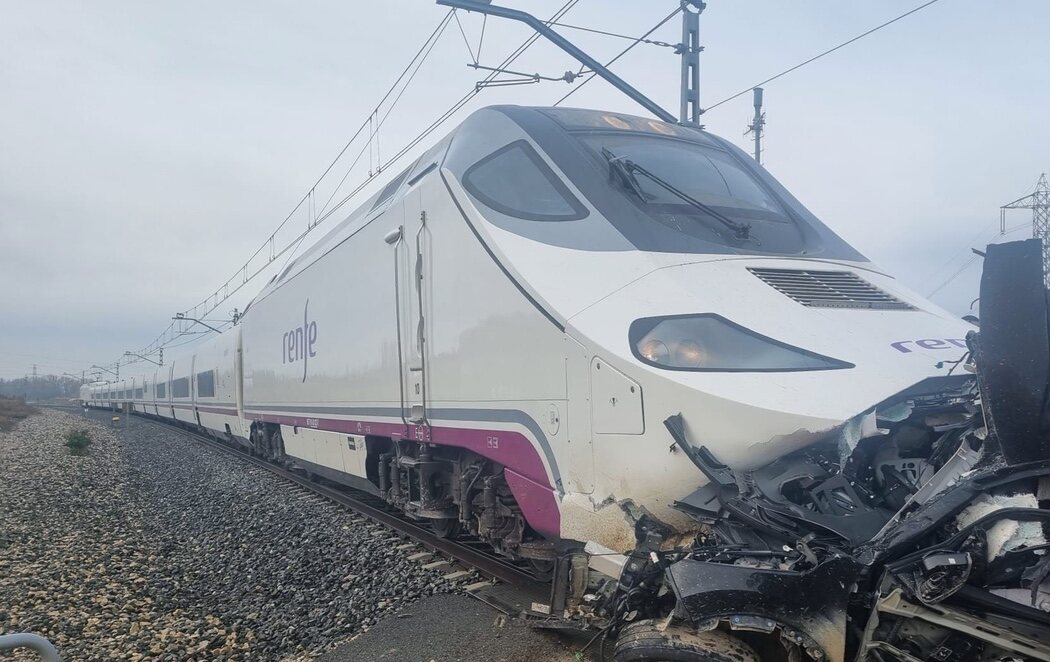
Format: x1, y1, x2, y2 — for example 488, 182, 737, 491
90, 106, 971, 553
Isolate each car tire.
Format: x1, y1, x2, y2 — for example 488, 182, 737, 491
612, 620, 759, 662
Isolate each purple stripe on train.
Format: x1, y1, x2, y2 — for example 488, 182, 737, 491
244, 410, 561, 537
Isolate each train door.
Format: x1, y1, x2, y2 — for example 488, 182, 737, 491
191, 354, 201, 428
235, 333, 244, 421
168, 363, 175, 420
393, 188, 431, 431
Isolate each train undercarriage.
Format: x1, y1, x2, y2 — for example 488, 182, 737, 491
246, 421, 559, 574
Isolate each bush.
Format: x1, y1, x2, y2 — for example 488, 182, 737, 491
64, 429, 92, 454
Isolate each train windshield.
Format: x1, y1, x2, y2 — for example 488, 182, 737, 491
449, 107, 865, 260
578, 133, 804, 253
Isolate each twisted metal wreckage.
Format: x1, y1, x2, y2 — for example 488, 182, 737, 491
576, 238, 1050, 662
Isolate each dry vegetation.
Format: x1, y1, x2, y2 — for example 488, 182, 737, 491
0, 396, 37, 431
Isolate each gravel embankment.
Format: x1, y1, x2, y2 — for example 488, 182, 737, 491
0, 409, 452, 661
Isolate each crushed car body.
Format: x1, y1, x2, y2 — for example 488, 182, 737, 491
595, 239, 1050, 662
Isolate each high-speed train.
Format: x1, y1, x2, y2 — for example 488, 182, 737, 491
84, 105, 972, 564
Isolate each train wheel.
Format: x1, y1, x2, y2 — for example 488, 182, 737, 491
249, 426, 263, 457
270, 428, 286, 463
429, 517, 461, 539
612, 621, 758, 662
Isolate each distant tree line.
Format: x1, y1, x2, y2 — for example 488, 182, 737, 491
0, 375, 84, 401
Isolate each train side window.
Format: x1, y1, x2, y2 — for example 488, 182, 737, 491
463, 140, 588, 222
157, 382, 166, 399
196, 370, 215, 398
172, 377, 190, 398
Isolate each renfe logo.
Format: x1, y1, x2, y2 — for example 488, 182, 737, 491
283, 300, 317, 382
891, 338, 967, 353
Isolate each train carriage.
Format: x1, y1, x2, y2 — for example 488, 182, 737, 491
190, 330, 244, 443
113, 105, 975, 556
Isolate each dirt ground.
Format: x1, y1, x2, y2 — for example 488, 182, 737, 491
317, 593, 607, 662
0, 398, 35, 431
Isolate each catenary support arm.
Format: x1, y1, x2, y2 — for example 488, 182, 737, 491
436, 0, 678, 124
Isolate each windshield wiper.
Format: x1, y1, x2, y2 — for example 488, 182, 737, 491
601, 147, 648, 202
601, 148, 752, 242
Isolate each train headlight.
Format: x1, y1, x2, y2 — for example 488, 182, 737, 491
629, 314, 853, 372
674, 339, 707, 367
638, 339, 669, 364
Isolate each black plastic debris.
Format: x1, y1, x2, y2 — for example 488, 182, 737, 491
972, 238, 1050, 465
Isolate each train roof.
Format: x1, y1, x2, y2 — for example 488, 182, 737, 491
243, 105, 710, 312
243, 104, 864, 313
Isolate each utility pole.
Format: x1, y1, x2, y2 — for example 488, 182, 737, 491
1001, 174, 1050, 286
679, 1, 705, 126
745, 87, 765, 165
31, 364, 37, 381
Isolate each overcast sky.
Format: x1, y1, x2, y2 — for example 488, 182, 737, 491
1, 0, 1047, 379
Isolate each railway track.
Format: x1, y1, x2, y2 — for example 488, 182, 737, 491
71, 406, 554, 620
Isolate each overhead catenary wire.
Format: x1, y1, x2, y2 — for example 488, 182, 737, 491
923, 177, 1049, 301
922, 218, 1001, 289
118, 9, 458, 367
703, 0, 943, 114
927, 254, 980, 298
926, 223, 1032, 298
548, 20, 678, 48
553, 5, 682, 108
319, 0, 583, 225
453, 10, 478, 64
316, 11, 454, 220
115, 1, 582, 373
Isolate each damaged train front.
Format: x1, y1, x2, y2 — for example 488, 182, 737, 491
598, 239, 1050, 662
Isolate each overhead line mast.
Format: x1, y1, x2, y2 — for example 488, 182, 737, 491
679, 1, 704, 126
1001, 174, 1050, 287
744, 87, 765, 164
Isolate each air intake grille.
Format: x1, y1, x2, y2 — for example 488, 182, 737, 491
748, 267, 914, 310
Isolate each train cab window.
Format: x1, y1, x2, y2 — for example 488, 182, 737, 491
579, 133, 804, 253
172, 377, 190, 398
157, 383, 166, 399
196, 370, 215, 398
463, 140, 588, 222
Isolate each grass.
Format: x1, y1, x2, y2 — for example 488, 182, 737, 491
0, 396, 37, 432
64, 429, 93, 455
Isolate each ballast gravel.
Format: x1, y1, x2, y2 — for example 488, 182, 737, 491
0, 408, 453, 661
